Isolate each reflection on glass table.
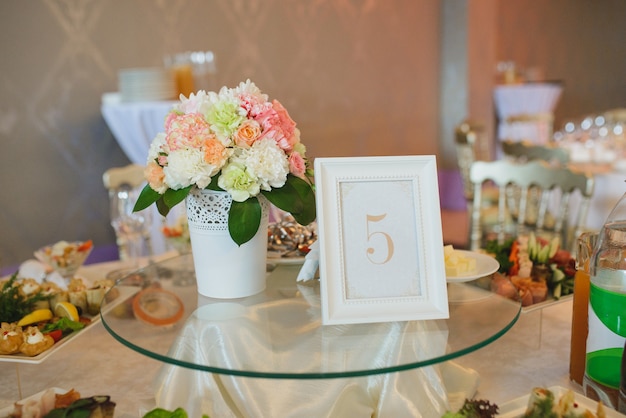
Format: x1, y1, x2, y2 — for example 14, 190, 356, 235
100, 254, 521, 379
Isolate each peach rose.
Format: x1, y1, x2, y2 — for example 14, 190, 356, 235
202, 137, 229, 167
145, 162, 167, 194
233, 119, 262, 148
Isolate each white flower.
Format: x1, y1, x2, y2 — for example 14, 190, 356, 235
163, 148, 218, 190
147, 132, 167, 162
240, 138, 289, 191
176, 90, 211, 114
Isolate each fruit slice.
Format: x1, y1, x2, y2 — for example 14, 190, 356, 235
17, 308, 53, 326
54, 302, 80, 322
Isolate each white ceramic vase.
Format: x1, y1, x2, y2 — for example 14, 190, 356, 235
185, 188, 269, 299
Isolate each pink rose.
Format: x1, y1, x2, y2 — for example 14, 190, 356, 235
288, 152, 306, 178
233, 119, 262, 148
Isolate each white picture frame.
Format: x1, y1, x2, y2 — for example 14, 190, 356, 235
314, 156, 449, 325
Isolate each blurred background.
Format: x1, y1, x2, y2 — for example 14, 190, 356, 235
0, 0, 624, 267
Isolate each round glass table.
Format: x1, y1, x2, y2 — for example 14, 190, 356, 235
101, 253, 521, 380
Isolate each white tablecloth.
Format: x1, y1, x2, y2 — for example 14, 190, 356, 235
0, 258, 584, 417
494, 83, 563, 146
101, 97, 176, 165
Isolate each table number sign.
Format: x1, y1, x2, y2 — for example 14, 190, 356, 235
315, 156, 449, 325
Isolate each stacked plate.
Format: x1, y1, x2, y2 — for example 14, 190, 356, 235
118, 67, 177, 102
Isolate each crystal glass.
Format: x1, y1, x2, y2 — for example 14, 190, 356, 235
34, 240, 93, 281
110, 184, 152, 268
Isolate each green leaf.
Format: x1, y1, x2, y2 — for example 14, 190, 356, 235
228, 198, 262, 246
143, 408, 189, 418
133, 184, 161, 212
163, 186, 192, 209
205, 175, 222, 191
41, 317, 85, 334
156, 197, 171, 217
262, 175, 316, 226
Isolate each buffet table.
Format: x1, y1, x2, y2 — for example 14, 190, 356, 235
0, 256, 584, 417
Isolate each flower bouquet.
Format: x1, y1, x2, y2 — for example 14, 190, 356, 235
485, 233, 576, 306
133, 80, 316, 246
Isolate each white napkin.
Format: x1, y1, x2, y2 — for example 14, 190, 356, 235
17, 259, 68, 289
441, 361, 481, 412
296, 240, 320, 282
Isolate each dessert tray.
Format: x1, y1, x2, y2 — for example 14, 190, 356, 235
446, 251, 500, 283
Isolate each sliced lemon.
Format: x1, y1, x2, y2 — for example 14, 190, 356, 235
54, 302, 80, 322
17, 308, 53, 327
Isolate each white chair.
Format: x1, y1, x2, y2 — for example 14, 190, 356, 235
454, 121, 503, 248
501, 139, 570, 166
469, 159, 594, 253
102, 163, 146, 191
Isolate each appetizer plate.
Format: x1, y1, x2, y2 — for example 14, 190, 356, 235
446, 251, 500, 283
0, 387, 68, 417
0, 286, 138, 365
497, 386, 625, 418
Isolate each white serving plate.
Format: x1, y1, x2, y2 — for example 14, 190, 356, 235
446, 250, 500, 283
497, 385, 625, 418
0, 286, 138, 365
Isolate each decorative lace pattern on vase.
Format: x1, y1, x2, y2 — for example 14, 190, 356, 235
185, 188, 269, 232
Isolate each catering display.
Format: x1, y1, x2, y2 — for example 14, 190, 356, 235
0, 241, 124, 364
485, 233, 576, 307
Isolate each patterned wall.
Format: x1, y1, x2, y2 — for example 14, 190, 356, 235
0, 1, 623, 268
0, 0, 440, 267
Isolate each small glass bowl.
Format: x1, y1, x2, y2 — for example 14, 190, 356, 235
132, 288, 184, 327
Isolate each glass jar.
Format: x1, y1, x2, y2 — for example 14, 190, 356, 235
584, 190, 626, 410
